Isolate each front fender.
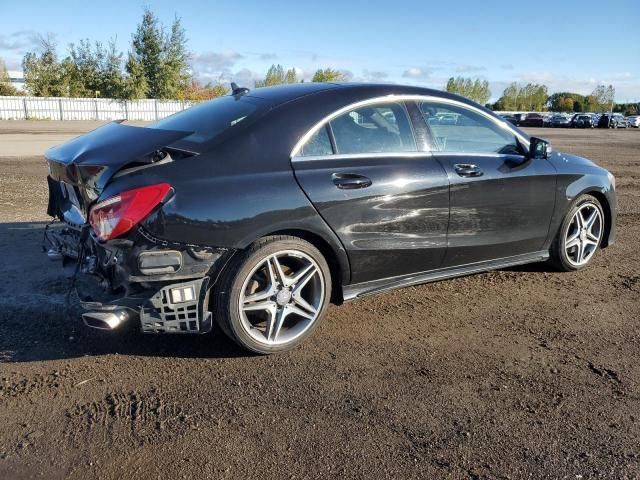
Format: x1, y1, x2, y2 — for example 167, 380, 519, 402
546, 168, 616, 249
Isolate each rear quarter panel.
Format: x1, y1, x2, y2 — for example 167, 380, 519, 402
99, 139, 352, 284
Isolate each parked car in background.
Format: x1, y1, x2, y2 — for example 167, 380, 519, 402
43, 83, 617, 353
549, 114, 572, 128
499, 114, 518, 126
519, 113, 544, 127
571, 114, 596, 128
626, 115, 640, 128
598, 113, 628, 129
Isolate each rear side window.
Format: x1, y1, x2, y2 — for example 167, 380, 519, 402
149, 96, 265, 144
419, 101, 520, 155
300, 126, 333, 156
329, 102, 416, 154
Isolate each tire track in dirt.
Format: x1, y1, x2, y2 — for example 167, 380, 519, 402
65, 387, 198, 448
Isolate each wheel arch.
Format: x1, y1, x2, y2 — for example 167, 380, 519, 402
261, 229, 348, 304
583, 189, 613, 248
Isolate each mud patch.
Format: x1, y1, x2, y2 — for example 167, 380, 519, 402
65, 387, 197, 448
617, 274, 640, 292
0, 371, 67, 399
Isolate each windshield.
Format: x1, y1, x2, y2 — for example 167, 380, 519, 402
149, 95, 267, 144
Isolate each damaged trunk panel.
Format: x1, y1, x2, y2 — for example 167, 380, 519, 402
46, 120, 196, 221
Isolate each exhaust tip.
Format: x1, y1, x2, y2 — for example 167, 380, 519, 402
82, 310, 129, 330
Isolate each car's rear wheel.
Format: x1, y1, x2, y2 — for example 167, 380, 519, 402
550, 194, 605, 271
213, 235, 331, 354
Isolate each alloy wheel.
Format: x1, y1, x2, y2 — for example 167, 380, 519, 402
564, 202, 603, 267
238, 250, 325, 346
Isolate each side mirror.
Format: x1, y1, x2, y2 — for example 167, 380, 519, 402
529, 137, 552, 159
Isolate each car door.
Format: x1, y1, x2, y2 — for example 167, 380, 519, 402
291, 100, 450, 284
415, 99, 557, 267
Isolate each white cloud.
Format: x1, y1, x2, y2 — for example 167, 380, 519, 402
192, 49, 244, 73
402, 67, 432, 80
361, 70, 389, 82
0, 30, 41, 52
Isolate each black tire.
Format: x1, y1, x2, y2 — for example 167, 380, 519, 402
213, 235, 332, 354
549, 194, 604, 272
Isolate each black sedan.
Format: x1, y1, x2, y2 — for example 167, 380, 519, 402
598, 113, 628, 128
45, 83, 617, 353
571, 114, 596, 128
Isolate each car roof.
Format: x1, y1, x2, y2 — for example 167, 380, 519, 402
245, 82, 483, 109
246, 82, 341, 105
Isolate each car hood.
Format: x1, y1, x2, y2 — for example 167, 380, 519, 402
549, 151, 599, 170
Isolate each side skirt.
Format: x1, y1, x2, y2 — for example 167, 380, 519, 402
342, 250, 549, 301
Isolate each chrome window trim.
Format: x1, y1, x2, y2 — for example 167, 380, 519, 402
290, 94, 530, 160
431, 152, 527, 159
291, 151, 432, 163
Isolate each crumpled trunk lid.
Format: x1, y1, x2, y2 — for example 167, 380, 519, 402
46, 121, 192, 224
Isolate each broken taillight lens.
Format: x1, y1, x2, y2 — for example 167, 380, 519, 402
89, 183, 171, 241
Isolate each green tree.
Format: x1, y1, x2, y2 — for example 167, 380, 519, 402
23, 36, 66, 96
572, 99, 582, 112
494, 82, 548, 111
500, 83, 518, 110
591, 84, 615, 112
445, 76, 490, 104
312, 68, 346, 82
96, 40, 125, 98
124, 51, 148, 99
126, 9, 163, 98
178, 79, 227, 100
284, 68, 298, 84
255, 64, 299, 87
0, 59, 20, 96
547, 92, 586, 112
614, 103, 638, 115
63, 39, 103, 97
59, 39, 125, 98
582, 95, 596, 112
125, 9, 190, 99
159, 16, 190, 98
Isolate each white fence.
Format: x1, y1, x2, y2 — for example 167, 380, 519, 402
0, 96, 196, 121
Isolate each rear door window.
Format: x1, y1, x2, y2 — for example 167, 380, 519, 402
300, 126, 333, 156
329, 102, 416, 154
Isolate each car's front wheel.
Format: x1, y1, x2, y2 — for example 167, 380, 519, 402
213, 235, 332, 354
550, 194, 605, 271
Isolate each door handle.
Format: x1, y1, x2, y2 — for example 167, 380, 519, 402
332, 173, 372, 189
454, 163, 483, 177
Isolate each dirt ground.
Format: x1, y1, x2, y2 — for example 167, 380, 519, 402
0, 121, 639, 479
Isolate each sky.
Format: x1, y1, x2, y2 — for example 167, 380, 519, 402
1, 0, 639, 101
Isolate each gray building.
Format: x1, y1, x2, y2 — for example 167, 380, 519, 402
7, 70, 26, 92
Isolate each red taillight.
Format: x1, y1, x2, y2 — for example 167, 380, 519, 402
89, 183, 171, 241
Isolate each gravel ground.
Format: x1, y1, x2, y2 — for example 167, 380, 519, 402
0, 122, 639, 479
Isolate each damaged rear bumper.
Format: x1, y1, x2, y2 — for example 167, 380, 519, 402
45, 223, 233, 334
